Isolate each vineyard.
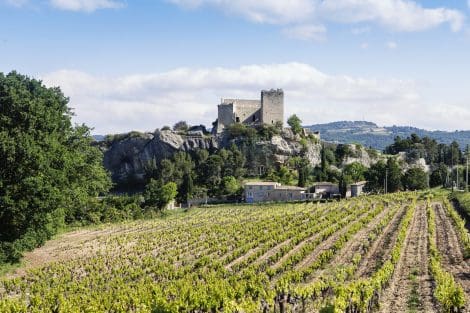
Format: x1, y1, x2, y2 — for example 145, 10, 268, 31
1, 192, 469, 312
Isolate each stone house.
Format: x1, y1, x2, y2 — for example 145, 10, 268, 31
350, 181, 367, 197
314, 182, 340, 197
244, 182, 316, 203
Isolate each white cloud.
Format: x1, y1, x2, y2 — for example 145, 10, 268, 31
282, 24, 326, 41
168, 0, 315, 24
319, 0, 464, 32
169, 0, 465, 33
38, 62, 470, 134
49, 0, 124, 12
386, 41, 397, 49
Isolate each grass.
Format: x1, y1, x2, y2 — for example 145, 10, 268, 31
408, 267, 421, 312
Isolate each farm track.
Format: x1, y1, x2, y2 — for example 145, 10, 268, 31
434, 203, 470, 312
379, 204, 436, 313
355, 205, 406, 278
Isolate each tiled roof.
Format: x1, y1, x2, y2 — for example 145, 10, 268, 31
244, 181, 279, 186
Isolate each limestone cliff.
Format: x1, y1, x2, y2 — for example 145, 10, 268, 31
101, 130, 218, 184
100, 129, 322, 185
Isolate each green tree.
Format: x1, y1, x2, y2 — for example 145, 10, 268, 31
144, 180, 177, 210
0, 72, 111, 262
287, 114, 302, 135
365, 161, 387, 193
343, 162, 366, 183
386, 158, 403, 192
429, 163, 449, 188
402, 167, 428, 191
269, 165, 294, 185
221, 176, 240, 196
291, 157, 311, 187
173, 121, 189, 132
180, 171, 194, 206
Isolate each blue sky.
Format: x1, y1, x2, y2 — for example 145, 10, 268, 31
1, 0, 469, 134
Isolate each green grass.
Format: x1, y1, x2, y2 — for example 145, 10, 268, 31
407, 267, 421, 312
452, 191, 470, 217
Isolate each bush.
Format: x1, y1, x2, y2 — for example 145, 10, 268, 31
402, 167, 428, 191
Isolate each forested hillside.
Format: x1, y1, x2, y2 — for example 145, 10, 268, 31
307, 121, 470, 150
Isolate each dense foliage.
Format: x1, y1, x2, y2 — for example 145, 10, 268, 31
0, 72, 111, 263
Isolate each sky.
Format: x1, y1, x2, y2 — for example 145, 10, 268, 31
0, 0, 469, 134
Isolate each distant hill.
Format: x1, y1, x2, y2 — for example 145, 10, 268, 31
93, 135, 105, 142
307, 121, 470, 150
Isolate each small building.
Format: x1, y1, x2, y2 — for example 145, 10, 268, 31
244, 182, 316, 203
351, 181, 367, 197
314, 182, 340, 198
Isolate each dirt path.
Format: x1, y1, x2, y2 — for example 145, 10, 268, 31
434, 203, 470, 312
355, 206, 406, 278
3, 228, 118, 278
379, 204, 436, 313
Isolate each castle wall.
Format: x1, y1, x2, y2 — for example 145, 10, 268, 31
217, 103, 234, 133
217, 90, 284, 133
261, 89, 284, 126
233, 100, 261, 124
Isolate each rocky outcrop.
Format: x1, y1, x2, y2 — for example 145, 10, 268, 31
268, 135, 321, 166
101, 129, 322, 185
341, 144, 381, 168
102, 130, 218, 184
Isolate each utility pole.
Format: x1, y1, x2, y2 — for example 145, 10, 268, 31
384, 168, 388, 194
452, 148, 455, 192
466, 150, 469, 192
465, 153, 468, 192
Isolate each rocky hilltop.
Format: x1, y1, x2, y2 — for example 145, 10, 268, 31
99, 129, 384, 186
100, 129, 324, 185
101, 130, 217, 184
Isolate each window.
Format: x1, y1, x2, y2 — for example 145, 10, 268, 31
252, 115, 256, 122
236, 117, 240, 123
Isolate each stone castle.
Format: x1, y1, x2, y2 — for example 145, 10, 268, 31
215, 89, 284, 133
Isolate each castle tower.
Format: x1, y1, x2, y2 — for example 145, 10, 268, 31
261, 89, 284, 126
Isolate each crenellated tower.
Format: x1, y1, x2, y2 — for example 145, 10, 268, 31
261, 89, 284, 126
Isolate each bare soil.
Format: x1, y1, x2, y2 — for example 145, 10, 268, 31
303, 204, 393, 280
378, 204, 436, 313
355, 205, 406, 278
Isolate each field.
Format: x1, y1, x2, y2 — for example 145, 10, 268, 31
1, 192, 470, 312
